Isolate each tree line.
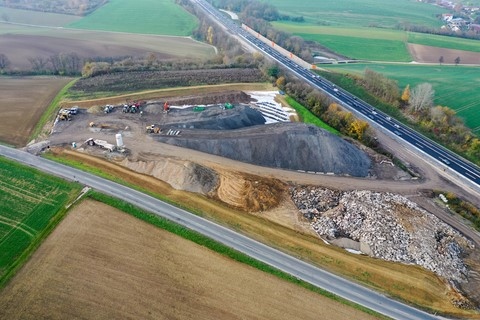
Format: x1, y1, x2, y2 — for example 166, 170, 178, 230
0, 52, 82, 76
348, 68, 480, 163
202, 0, 312, 62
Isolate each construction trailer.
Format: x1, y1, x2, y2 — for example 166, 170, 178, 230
85, 138, 115, 152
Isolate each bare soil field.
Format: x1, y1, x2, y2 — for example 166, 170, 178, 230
408, 43, 480, 64
0, 76, 72, 146
0, 24, 214, 70
0, 199, 378, 320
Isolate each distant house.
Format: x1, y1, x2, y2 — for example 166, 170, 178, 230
448, 18, 467, 31
442, 13, 453, 21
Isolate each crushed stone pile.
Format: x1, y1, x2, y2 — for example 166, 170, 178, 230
291, 186, 475, 283
156, 123, 371, 177
159, 104, 266, 130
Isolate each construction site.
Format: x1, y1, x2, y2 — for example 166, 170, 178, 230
28, 87, 480, 313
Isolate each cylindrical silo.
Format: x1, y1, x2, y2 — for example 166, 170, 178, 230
115, 133, 124, 147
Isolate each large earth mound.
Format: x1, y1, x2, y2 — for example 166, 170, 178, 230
156, 123, 371, 177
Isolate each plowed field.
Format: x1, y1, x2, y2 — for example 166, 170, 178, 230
0, 76, 72, 146
0, 200, 377, 320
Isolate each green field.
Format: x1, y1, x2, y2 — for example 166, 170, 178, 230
0, 157, 81, 286
321, 63, 480, 132
68, 0, 198, 36
407, 32, 480, 52
0, 7, 81, 27
264, 0, 444, 28
298, 32, 411, 61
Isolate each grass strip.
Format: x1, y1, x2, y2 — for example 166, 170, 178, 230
285, 96, 340, 135
29, 78, 78, 141
87, 190, 389, 319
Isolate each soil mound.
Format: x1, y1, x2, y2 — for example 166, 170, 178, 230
120, 156, 218, 195
156, 123, 371, 177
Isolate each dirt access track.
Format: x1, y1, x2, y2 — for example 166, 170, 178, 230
0, 200, 377, 320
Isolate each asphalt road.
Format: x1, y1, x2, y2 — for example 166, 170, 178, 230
191, 0, 480, 191
0, 145, 445, 320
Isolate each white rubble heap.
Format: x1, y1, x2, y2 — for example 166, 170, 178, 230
291, 187, 474, 283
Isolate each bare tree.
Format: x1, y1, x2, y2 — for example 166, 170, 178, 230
0, 53, 10, 70
454, 56, 461, 65
439, 56, 444, 65
28, 56, 48, 72
409, 83, 435, 113
49, 54, 62, 74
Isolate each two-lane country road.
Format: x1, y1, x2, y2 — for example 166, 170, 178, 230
0, 145, 445, 320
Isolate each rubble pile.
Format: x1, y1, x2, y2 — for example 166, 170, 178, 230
291, 187, 474, 283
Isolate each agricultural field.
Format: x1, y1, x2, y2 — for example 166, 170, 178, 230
0, 7, 81, 27
0, 199, 378, 320
297, 31, 411, 62
265, 0, 444, 28
0, 24, 214, 70
68, 0, 198, 36
408, 32, 480, 53
0, 157, 81, 287
321, 63, 480, 133
0, 76, 73, 146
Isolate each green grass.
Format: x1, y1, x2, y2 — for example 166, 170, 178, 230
298, 33, 411, 61
0, 7, 81, 27
285, 97, 340, 134
263, 0, 444, 28
68, 0, 198, 36
320, 63, 480, 132
0, 157, 81, 288
407, 32, 480, 53
87, 190, 389, 319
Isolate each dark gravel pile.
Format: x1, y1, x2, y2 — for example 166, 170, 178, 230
160, 105, 265, 130
156, 122, 371, 177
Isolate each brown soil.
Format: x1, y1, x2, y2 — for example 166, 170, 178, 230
0, 76, 72, 146
0, 199, 378, 320
408, 43, 480, 64
0, 28, 213, 70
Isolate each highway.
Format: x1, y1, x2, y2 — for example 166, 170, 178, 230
191, 0, 480, 189
0, 145, 444, 320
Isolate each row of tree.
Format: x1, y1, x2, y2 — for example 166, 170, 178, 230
202, 0, 313, 62
0, 52, 82, 76
356, 68, 480, 162
273, 74, 376, 146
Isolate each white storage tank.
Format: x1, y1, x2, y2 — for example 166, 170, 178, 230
115, 133, 124, 148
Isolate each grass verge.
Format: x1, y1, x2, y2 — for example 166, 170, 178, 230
285, 96, 340, 134
87, 190, 389, 319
